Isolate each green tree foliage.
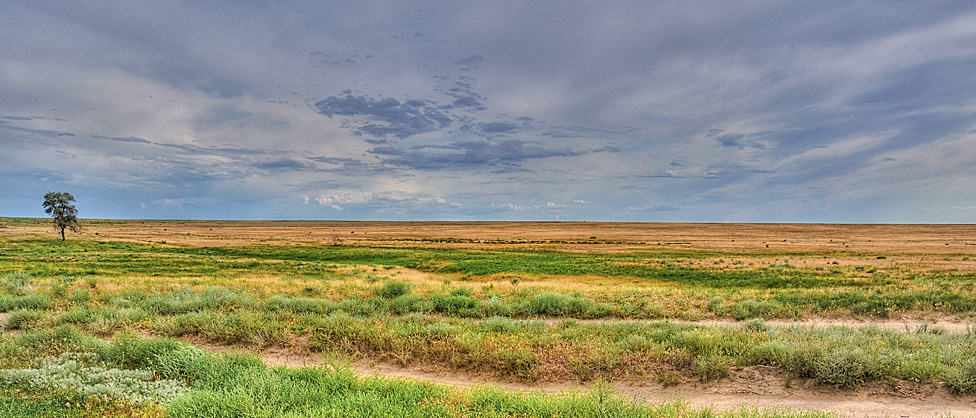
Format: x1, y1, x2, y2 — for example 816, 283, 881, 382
42, 192, 80, 241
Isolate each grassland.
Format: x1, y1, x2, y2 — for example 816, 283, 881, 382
2, 218, 976, 417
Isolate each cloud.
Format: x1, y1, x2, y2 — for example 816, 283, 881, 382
254, 158, 312, 170
491, 202, 525, 211
93, 135, 152, 144
372, 138, 606, 171
141, 198, 186, 210
452, 55, 484, 71
442, 76, 487, 110
715, 133, 745, 148
314, 94, 452, 139
313, 192, 373, 210
479, 122, 517, 134
490, 200, 574, 212
309, 191, 458, 212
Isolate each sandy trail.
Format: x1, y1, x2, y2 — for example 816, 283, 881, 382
560, 317, 976, 334
316, 358, 976, 418
225, 340, 976, 418
3, 312, 975, 417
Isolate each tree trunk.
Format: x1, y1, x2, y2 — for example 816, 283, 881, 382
60, 227, 65, 241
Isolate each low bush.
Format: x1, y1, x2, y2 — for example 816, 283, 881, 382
264, 295, 334, 314
391, 295, 423, 314
732, 299, 783, 320
432, 294, 479, 317
373, 280, 410, 299
4, 309, 45, 330
946, 360, 976, 394
4, 272, 31, 296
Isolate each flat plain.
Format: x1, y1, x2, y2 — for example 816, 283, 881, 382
2, 218, 976, 417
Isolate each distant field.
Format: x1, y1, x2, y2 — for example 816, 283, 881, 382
6, 217, 976, 254
2, 217, 975, 417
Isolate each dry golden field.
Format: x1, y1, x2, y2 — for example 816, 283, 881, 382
8, 218, 976, 253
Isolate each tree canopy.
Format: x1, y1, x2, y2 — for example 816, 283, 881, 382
43, 192, 80, 241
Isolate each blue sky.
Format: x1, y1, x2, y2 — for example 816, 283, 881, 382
2, 1, 975, 222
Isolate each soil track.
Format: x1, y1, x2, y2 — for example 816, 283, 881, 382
193, 340, 976, 418
178, 315, 976, 418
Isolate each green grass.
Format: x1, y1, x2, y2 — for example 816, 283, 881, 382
7, 238, 976, 321
0, 238, 877, 289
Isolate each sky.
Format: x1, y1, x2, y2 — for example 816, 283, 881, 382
2, 1, 975, 222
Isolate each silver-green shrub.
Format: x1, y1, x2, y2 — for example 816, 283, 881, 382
1, 353, 189, 404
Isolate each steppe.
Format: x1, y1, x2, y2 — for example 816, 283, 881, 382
2, 218, 976, 417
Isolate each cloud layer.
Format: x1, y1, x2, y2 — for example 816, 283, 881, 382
2, 1, 975, 222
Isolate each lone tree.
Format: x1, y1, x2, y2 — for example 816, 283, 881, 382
42, 192, 80, 241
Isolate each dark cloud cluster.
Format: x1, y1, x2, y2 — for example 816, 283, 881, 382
370, 138, 616, 173
444, 77, 486, 110
314, 94, 452, 139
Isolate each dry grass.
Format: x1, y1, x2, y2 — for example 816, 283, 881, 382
6, 218, 976, 254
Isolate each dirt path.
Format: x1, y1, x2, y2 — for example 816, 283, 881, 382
342, 359, 976, 418
199, 342, 976, 418
560, 317, 976, 334
6, 312, 975, 417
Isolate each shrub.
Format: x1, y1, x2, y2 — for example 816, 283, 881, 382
1, 353, 188, 404
813, 348, 878, 389
56, 307, 93, 325
425, 322, 461, 338
947, 360, 976, 394
731, 299, 782, 320
153, 344, 209, 384
15, 325, 100, 357
338, 297, 388, 317
707, 296, 727, 314
694, 353, 731, 382
142, 287, 257, 315
5, 309, 45, 330
478, 296, 514, 317
4, 272, 31, 295
616, 334, 654, 352
742, 318, 772, 333
526, 292, 571, 316
374, 280, 410, 299
484, 316, 519, 333
99, 332, 186, 370
492, 348, 537, 381
391, 295, 423, 314
450, 287, 474, 297
51, 276, 77, 299
10, 294, 52, 311
69, 289, 91, 305
432, 294, 478, 317
264, 295, 334, 314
